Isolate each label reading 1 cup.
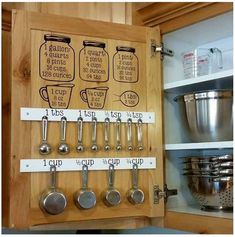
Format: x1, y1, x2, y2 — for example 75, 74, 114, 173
39, 35, 75, 82
79, 41, 109, 82
39, 84, 75, 109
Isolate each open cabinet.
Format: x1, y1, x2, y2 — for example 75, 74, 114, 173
2, 8, 233, 234
163, 11, 233, 233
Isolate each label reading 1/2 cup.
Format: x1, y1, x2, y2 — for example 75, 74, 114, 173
79, 41, 109, 82
39, 35, 75, 82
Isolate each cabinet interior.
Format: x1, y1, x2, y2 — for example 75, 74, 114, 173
162, 11, 233, 219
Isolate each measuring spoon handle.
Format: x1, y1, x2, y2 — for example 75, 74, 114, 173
42, 116, 48, 142
60, 116, 67, 142
77, 117, 83, 143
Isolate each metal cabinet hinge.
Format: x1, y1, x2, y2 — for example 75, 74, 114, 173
151, 40, 174, 60
153, 184, 177, 204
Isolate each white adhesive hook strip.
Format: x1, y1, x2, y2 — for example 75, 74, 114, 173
20, 108, 155, 123
20, 157, 156, 172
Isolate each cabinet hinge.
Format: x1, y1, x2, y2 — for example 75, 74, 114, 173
153, 184, 178, 204
151, 40, 174, 60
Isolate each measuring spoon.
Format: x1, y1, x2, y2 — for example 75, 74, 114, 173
39, 116, 52, 155
127, 118, 133, 151
39, 165, 67, 215
116, 118, 122, 151
91, 117, 98, 151
74, 164, 96, 209
76, 117, 84, 152
58, 116, 70, 155
104, 118, 111, 151
102, 164, 121, 206
136, 119, 144, 151
127, 164, 145, 204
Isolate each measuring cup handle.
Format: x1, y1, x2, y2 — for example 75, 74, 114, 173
39, 87, 49, 102
211, 48, 223, 69
108, 164, 115, 188
82, 164, 88, 189
132, 163, 138, 189
80, 90, 88, 103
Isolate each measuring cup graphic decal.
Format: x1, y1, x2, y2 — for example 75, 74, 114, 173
80, 87, 109, 109
113, 90, 139, 107
39, 83, 75, 109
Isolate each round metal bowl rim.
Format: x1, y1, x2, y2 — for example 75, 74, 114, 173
174, 89, 233, 102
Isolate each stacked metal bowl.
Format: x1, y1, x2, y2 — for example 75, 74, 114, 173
182, 154, 233, 211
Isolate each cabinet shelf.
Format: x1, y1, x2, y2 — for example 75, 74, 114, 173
164, 69, 233, 93
165, 141, 233, 150
167, 205, 233, 219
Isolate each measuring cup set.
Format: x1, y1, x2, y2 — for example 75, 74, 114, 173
39, 116, 144, 155
39, 164, 145, 215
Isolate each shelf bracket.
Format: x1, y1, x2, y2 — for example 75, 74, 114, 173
151, 40, 174, 60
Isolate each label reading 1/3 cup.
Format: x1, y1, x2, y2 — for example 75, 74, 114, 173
39, 35, 75, 82
79, 41, 109, 82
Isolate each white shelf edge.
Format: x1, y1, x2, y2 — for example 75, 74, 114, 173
165, 141, 233, 150
167, 205, 233, 219
164, 69, 233, 90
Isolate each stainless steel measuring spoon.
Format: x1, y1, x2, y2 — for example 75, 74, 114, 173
127, 164, 145, 204
136, 119, 144, 151
104, 117, 111, 151
116, 118, 122, 151
127, 118, 133, 151
76, 117, 84, 152
58, 116, 70, 155
39, 116, 52, 155
102, 164, 121, 206
91, 117, 98, 151
39, 165, 67, 215
74, 164, 96, 209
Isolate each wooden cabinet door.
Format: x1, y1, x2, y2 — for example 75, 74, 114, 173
8, 10, 164, 229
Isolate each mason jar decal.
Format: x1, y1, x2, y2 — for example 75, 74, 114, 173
79, 40, 109, 82
113, 46, 139, 83
39, 34, 75, 82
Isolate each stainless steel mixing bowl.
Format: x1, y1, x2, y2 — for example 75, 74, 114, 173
175, 89, 233, 142
186, 175, 233, 210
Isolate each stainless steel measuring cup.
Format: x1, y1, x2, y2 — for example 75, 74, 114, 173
39, 116, 52, 155
74, 164, 96, 209
127, 164, 145, 204
102, 164, 121, 206
39, 165, 67, 215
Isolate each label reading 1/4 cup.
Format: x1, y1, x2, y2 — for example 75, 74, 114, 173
79, 41, 109, 82
39, 35, 75, 82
